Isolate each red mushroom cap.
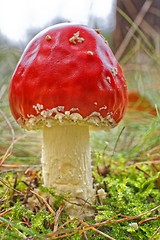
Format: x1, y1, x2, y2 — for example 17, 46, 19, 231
9, 23, 127, 130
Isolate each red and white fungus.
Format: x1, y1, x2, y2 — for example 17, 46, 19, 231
9, 23, 128, 218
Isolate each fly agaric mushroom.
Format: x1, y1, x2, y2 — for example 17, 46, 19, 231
9, 23, 127, 218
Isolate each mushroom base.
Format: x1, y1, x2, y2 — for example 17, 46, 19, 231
42, 125, 95, 218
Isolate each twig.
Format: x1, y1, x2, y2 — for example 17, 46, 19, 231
60, 218, 78, 230
0, 208, 13, 217
0, 164, 41, 175
47, 224, 79, 239
49, 232, 75, 239
79, 220, 116, 240
111, 126, 125, 157
135, 165, 150, 177
53, 205, 64, 232
81, 231, 88, 240
89, 227, 116, 240
147, 145, 160, 155
115, 0, 153, 60
135, 160, 160, 166
49, 218, 116, 240
66, 195, 93, 207
0, 134, 26, 166
1, 163, 40, 169
0, 215, 27, 239
47, 205, 160, 239
30, 190, 55, 215
92, 205, 160, 228
155, 104, 160, 119
47, 218, 82, 238
0, 109, 15, 165
138, 215, 160, 225
148, 226, 160, 240
0, 84, 7, 100
0, 177, 24, 195
75, 219, 116, 240
0, 109, 26, 166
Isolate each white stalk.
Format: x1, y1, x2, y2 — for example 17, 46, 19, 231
42, 125, 95, 218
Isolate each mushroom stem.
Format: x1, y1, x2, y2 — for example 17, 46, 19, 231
42, 125, 95, 218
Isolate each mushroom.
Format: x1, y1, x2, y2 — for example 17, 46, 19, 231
9, 23, 128, 218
